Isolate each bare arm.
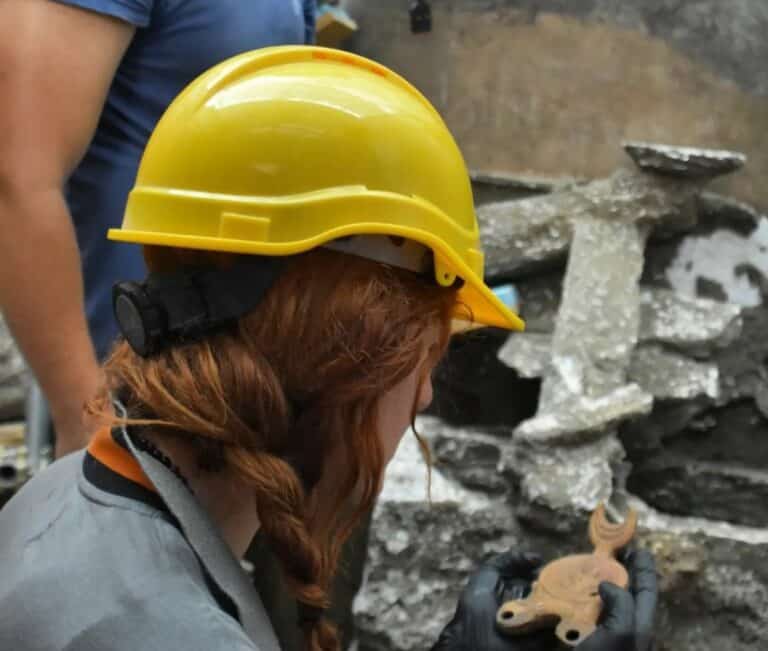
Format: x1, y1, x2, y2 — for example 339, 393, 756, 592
0, 1, 135, 456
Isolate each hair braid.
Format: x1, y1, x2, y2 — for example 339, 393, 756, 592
96, 246, 458, 651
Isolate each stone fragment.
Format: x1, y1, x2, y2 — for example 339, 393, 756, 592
515, 384, 652, 445
629, 344, 720, 401
470, 170, 566, 194
628, 460, 768, 528
500, 337, 722, 403
525, 167, 698, 445
698, 192, 764, 234
414, 416, 511, 495
497, 333, 552, 379
639, 288, 743, 354
355, 499, 525, 651
623, 141, 747, 179
477, 193, 574, 279
431, 435, 507, 494
498, 157, 741, 515
714, 304, 768, 404
534, 212, 645, 405
377, 426, 484, 508
506, 436, 625, 513
478, 168, 698, 281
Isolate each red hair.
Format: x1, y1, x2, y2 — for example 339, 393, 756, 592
96, 246, 457, 651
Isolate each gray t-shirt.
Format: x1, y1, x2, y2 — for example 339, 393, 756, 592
0, 450, 268, 650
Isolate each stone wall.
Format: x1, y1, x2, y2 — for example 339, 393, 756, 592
353, 149, 768, 650
344, 5, 768, 649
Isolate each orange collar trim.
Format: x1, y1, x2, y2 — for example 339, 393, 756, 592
87, 427, 156, 494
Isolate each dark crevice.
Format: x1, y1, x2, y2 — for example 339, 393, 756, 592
429, 329, 541, 430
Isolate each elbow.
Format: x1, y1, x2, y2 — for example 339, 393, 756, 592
0, 167, 63, 225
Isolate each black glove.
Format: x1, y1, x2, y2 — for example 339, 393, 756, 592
431, 551, 556, 651
576, 549, 658, 651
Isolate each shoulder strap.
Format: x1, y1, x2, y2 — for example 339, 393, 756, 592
120, 424, 281, 651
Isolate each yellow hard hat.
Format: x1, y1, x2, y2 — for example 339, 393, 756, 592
109, 46, 524, 332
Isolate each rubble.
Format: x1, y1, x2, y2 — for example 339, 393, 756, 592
430, 434, 508, 494
514, 384, 653, 444
355, 423, 768, 651
639, 288, 743, 355
697, 192, 764, 233
478, 168, 698, 280
497, 333, 551, 379
0, 314, 27, 422
623, 142, 747, 179
469, 170, 566, 194
477, 194, 574, 279
509, 435, 626, 513
629, 344, 720, 401
629, 460, 768, 528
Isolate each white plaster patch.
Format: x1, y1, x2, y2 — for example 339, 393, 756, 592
667, 217, 768, 306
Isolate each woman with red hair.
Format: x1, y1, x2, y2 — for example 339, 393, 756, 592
0, 47, 656, 651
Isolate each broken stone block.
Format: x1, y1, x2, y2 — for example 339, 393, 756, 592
500, 336, 721, 403
639, 288, 743, 355
499, 209, 654, 448
623, 399, 768, 488
712, 304, 768, 404
623, 141, 747, 179
506, 435, 626, 513
478, 168, 698, 281
477, 193, 574, 280
514, 384, 653, 445
377, 428, 481, 507
528, 167, 698, 442
698, 192, 764, 234
619, 400, 712, 460
629, 459, 768, 528
414, 417, 511, 495
497, 333, 552, 379
470, 170, 566, 194
430, 435, 507, 495
629, 344, 720, 401
539, 214, 643, 399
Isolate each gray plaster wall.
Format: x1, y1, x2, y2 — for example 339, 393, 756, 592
344, 0, 768, 210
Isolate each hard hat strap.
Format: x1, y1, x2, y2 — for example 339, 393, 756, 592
112, 256, 286, 358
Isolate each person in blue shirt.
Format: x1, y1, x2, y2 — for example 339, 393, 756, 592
0, 3, 333, 649
0, 0, 315, 459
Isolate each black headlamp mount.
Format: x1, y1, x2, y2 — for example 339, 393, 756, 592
113, 256, 286, 358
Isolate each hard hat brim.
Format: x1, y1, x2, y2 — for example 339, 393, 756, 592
109, 225, 525, 333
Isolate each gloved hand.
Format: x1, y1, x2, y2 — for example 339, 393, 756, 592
576, 549, 658, 651
430, 551, 556, 651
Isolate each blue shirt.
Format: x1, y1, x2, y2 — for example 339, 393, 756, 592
56, 0, 316, 359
